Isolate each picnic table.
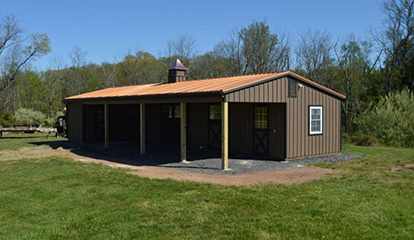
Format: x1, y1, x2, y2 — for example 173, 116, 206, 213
0, 126, 56, 137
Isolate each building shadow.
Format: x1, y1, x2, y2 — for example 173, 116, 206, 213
29, 140, 219, 169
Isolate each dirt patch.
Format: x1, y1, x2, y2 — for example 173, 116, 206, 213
0, 146, 71, 161
127, 166, 335, 186
0, 146, 335, 186
391, 164, 414, 172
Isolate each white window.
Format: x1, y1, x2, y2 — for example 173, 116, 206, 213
309, 106, 323, 135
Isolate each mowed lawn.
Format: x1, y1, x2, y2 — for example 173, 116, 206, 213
0, 135, 413, 239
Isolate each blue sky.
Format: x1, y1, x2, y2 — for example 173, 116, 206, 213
2, 0, 385, 70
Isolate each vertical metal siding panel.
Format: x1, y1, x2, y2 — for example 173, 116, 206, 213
269, 81, 274, 102
252, 87, 256, 102
308, 89, 312, 156
288, 100, 296, 157
319, 93, 327, 154
292, 98, 296, 157
332, 101, 338, 152
261, 84, 265, 102
326, 96, 330, 154
333, 99, 337, 152
252, 86, 256, 102
300, 89, 304, 157
324, 94, 328, 155
337, 100, 341, 152
296, 96, 300, 158
296, 91, 300, 158
303, 88, 308, 156
318, 91, 322, 155
292, 94, 296, 158
278, 80, 281, 102
311, 89, 316, 155
286, 102, 290, 158
246, 87, 250, 102
331, 98, 336, 153
287, 101, 292, 159
318, 91, 323, 156
317, 90, 321, 155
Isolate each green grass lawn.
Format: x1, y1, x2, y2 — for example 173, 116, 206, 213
0, 133, 64, 151
0, 136, 413, 239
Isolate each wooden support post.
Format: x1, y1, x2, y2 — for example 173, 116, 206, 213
221, 101, 229, 170
104, 104, 109, 148
140, 103, 146, 155
180, 102, 188, 163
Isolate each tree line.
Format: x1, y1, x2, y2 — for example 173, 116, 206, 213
1, 0, 413, 146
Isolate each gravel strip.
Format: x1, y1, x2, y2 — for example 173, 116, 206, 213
160, 153, 362, 175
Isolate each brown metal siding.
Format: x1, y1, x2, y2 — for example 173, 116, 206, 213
66, 102, 83, 144
225, 76, 341, 159
225, 77, 289, 103
286, 82, 341, 159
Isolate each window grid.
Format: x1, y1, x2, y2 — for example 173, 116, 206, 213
255, 106, 268, 129
309, 106, 323, 135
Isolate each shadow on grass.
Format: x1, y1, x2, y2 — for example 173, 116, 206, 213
29, 140, 221, 170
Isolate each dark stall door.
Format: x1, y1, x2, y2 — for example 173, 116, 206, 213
253, 105, 270, 157
160, 104, 180, 153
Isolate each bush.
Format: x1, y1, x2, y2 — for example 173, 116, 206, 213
0, 113, 15, 127
350, 133, 378, 146
44, 111, 64, 127
14, 108, 46, 127
355, 89, 414, 148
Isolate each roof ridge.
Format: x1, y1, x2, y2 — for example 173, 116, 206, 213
177, 71, 280, 83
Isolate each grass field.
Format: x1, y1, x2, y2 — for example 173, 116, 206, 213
0, 135, 413, 239
0, 133, 63, 151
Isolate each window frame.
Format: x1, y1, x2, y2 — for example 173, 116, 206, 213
208, 104, 221, 120
167, 104, 180, 119
254, 105, 269, 130
309, 105, 323, 135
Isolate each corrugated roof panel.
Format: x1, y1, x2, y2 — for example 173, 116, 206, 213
64, 71, 346, 100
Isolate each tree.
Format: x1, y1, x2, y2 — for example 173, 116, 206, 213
166, 35, 197, 60
378, 0, 414, 92
334, 38, 372, 133
0, 16, 50, 92
15, 71, 47, 113
116, 51, 167, 85
295, 31, 335, 86
0, 16, 50, 113
216, 21, 290, 74
188, 52, 236, 79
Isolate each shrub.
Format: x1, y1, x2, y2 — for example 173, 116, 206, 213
0, 113, 15, 127
44, 111, 64, 127
350, 133, 378, 146
14, 108, 46, 127
355, 89, 414, 148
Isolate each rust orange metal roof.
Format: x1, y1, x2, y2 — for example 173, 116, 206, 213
65, 71, 346, 101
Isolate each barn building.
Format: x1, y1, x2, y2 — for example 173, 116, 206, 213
64, 59, 346, 170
